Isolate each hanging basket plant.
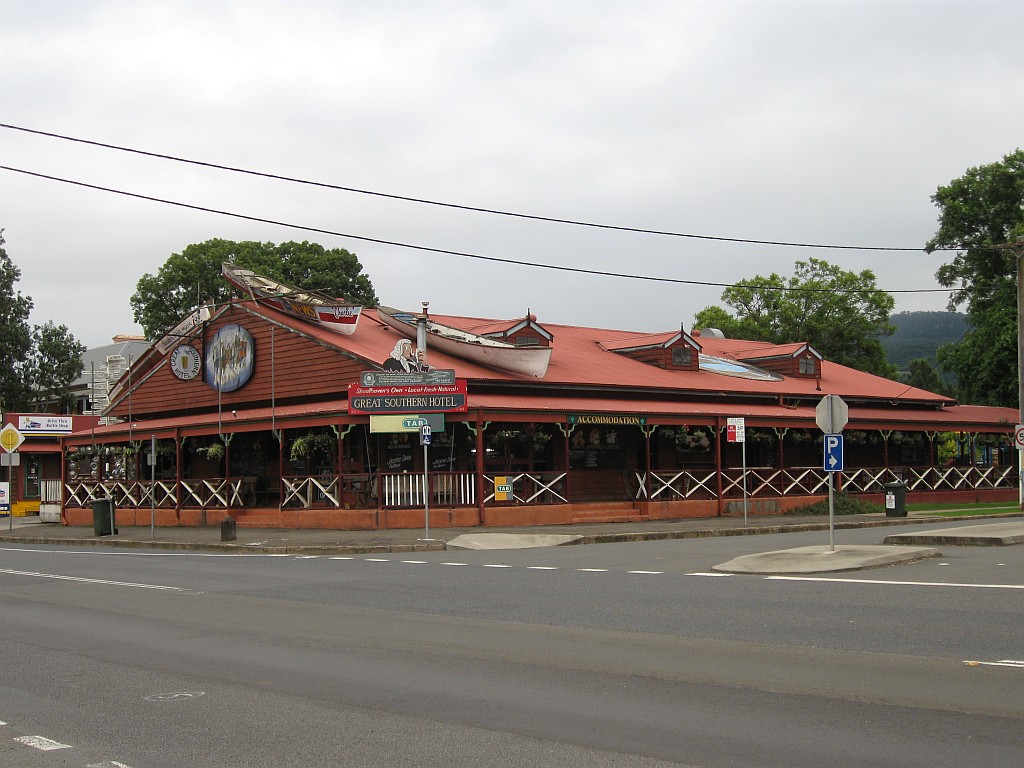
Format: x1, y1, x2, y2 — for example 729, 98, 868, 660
201, 441, 225, 462
290, 432, 336, 463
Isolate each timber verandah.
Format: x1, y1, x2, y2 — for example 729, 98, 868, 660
60, 416, 1018, 529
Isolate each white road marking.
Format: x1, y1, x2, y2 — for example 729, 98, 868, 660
400, 560, 428, 564
576, 568, 608, 572
15, 735, 72, 751
0, 568, 186, 591
329, 556, 355, 560
0, 546, 286, 558
482, 564, 512, 568
441, 562, 468, 566
527, 566, 558, 570
766, 576, 1024, 589
87, 762, 133, 767
963, 659, 1024, 668
687, 572, 734, 577
628, 570, 663, 575
364, 558, 390, 562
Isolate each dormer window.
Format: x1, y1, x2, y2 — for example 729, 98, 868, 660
672, 347, 693, 367
799, 355, 817, 375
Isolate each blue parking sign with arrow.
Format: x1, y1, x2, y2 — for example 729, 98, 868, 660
824, 434, 844, 472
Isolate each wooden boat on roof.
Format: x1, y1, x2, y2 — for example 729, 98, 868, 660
223, 263, 361, 335
376, 305, 552, 378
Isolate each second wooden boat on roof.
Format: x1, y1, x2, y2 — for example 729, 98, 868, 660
223, 263, 362, 335
376, 305, 552, 378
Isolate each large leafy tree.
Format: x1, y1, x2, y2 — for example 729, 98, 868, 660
926, 149, 1024, 407
0, 230, 85, 413
29, 321, 87, 412
131, 239, 379, 339
693, 257, 897, 376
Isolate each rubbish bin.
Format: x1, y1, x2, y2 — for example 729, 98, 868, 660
221, 514, 237, 542
92, 497, 117, 536
883, 482, 907, 517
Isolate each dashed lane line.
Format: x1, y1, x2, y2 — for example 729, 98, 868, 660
14, 735, 72, 751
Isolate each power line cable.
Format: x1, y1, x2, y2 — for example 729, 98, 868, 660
0, 121, 954, 252
0, 163, 954, 295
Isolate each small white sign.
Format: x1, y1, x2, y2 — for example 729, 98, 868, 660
1015, 424, 1024, 449
18, 415, 73, 435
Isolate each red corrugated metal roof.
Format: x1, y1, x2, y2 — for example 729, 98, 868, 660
106, 301, 1013, 435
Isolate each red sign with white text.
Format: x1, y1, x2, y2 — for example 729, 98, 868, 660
347, 381, 468, 414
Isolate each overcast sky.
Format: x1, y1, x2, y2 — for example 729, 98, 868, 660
3, 0, 1023, 349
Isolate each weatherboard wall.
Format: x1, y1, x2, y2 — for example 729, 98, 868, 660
107, 303, 367, 421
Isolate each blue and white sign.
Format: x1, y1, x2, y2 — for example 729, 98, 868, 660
824, 434, 844, 472
420, 424, 432, 446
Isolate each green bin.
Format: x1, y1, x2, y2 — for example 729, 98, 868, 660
92, 497, 116, 536
883, 482, 907, 517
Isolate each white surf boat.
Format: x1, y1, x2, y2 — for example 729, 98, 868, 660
376, 306, 551, 378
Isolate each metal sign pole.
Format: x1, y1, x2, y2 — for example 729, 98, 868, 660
7, 461, 11, 531
742, 440, 748, 527
827, 395, 835, 551
423, 440, 430, 540
421, 424, 432, 541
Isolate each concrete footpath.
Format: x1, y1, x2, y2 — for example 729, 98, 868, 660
1, 510, 1022, 574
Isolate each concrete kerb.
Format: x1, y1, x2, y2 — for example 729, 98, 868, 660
0, 511, 1019, 556
712, 544, 943, 575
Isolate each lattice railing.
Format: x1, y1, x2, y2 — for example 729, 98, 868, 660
483, 472, 567, 504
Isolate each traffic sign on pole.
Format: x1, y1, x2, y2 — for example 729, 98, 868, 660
726, 417, 745, 443
815, 395, 849, 433
824, 434, 844, 472
0, 424, 25, 454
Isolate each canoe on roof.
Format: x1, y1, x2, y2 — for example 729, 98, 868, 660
376, 305, 551, 378
223, 263, 361, 335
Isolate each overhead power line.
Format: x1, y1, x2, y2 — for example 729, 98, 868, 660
0, 121, 952, 252
0, 164, 953, 295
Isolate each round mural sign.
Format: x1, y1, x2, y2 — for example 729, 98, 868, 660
205, 324, 255, 392
170, 344, 202, 380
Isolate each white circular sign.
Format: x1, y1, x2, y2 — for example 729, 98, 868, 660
170, 344, 202, 380
1014, 424, 1024, 449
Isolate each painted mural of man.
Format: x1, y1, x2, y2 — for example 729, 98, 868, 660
383, 339, 429, 373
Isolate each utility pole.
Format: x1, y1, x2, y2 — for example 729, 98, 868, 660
993, 237, 1024, 509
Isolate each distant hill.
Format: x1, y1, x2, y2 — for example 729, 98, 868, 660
882, 311, 966, 372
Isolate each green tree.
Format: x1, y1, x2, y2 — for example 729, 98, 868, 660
903, 357, 949, 397
28, 321, 86, 412
0, 230, 34, 411
926, 149, 1024, 407
131, 239, 379, 339
693, 257, 897, 376
0, 230, 86, 413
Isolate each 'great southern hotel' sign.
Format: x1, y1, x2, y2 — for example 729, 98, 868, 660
347, 381, 468, 414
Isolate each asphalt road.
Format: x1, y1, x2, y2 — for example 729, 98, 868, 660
0, 522, 1021, 767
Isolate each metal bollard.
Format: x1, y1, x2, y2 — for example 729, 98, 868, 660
220, 514, 237, 542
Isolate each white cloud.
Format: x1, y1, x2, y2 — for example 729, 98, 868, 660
3, 0, 1022, 347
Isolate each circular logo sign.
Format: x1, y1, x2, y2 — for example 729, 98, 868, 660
170, 344, 203, 380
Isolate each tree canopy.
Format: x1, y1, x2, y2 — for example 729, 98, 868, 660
927, 149, 1024, 407
0, 231, 85, 413
131, 239, 379, 339
692, 257, 896, 376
